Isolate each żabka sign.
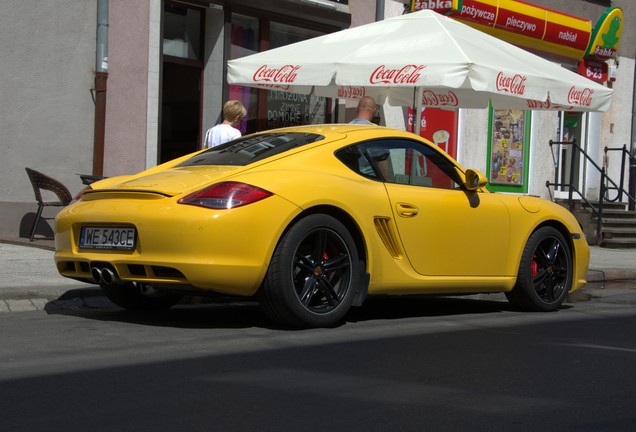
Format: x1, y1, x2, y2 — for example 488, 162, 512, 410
369, 65, 425, 85
412, 0, 597, 63
253, 65, 301, 84
495, 72, 527, 95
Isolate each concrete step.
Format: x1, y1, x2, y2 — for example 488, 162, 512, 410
600, 218, 636, 227
594, 209, 636, 219
602, 227, 636, 238
599, 237, 636, 248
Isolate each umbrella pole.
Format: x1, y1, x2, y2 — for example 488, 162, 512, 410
414, 87, 423, 136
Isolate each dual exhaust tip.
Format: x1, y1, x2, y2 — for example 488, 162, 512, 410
91, 266, 118, 285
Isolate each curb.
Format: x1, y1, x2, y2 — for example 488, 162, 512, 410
1, 238, 635, 306
0, 237, 55, 251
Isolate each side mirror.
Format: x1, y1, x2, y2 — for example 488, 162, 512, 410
464, 169, 487, 191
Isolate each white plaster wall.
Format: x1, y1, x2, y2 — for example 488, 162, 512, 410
599, 57, 635, 200
146, 0, 162, 169
0, 0, 96, 236
104, 0, 151, 175
456, 109, 489, 172
528, 111, 560, 198
0, 0, 96, 201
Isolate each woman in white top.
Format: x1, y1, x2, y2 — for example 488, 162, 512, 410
203, 100, 247, 148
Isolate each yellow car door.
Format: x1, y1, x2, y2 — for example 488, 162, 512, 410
355, 138, 512, 277
385, 183, 511, 277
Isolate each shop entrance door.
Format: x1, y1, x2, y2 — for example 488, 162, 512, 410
159, 1, 203, 163
554, 112, 586, 200
160, 63, 201, 163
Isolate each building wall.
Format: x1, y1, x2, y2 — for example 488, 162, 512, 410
201, 7, 226, 143
104, 0, 152, 176
0, 0, 96, 237
0, 0, 632, 237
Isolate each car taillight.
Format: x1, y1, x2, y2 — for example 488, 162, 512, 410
178, 181, 273, 209
70, 186, 92, 204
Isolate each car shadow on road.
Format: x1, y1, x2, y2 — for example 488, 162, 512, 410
43, 288, 532, 330
346, 295, 517, 323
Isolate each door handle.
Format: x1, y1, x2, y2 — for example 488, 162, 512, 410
396, 203, 419, 217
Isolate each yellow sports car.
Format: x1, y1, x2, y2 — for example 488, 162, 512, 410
55, 124, 589, 328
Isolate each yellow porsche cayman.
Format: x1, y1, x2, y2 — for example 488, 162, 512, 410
55, 124, 589, 328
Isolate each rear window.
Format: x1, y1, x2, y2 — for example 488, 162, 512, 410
178, 132, 324, 167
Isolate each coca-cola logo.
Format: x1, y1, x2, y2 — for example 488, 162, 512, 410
496, 72, 527, 95
257, 83, 291, 91
337, 86, 366, 99
567, 86, 594, 107
421, 90, 459, 107
370, 64, 425, 85
253, 64, 300, 84
525, 99, 573, 111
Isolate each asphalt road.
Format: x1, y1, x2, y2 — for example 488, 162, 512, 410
2, 294, 636, 432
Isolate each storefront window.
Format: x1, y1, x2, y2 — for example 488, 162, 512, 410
163, 4, 201, 61
270, 22, 323, 49
266, 22, 327, 129
230, 15, 330, 133
229, 15, 259, 135
487, 108, 530, 192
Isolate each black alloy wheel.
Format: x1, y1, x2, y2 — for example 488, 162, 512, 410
260, 214, 359, 328
506, 226, 573, 312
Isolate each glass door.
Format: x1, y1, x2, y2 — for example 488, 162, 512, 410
160, 2, 203, 163
554, 112, 586, 199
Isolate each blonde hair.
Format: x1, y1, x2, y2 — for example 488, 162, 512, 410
223, 100, 247, 122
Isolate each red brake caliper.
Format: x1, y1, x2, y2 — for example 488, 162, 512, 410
531, 254, 539, 277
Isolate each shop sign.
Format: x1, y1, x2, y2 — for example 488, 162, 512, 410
495, 6, 545, 40
585, 7, 623, 61
577, 58, 608, 83
412, 0, 593, 62
411, 0, 454, 14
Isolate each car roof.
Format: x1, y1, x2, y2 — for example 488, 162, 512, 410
253, 124, 415, 139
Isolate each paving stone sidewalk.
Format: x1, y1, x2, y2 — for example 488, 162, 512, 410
1, 237, 635, 312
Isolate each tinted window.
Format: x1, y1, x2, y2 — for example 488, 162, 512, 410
178, 132, 324, 167
336, 139, 463, 190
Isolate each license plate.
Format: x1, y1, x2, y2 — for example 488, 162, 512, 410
79, 226, 136, 250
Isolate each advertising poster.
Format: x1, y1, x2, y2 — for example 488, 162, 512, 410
407, 107, 458, 159
490, 109, 527, 186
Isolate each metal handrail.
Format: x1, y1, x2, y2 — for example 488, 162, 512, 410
604, 144, 636, 210
546, 140, 636, 242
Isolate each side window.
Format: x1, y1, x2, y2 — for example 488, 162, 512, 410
336, 139, 463, 189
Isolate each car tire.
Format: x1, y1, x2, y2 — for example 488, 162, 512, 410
506, 226, 572, 312
101, 282, 183, 310
259, 214, 360, 328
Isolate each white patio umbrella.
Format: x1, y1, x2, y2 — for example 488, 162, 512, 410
227, 9, 612, 114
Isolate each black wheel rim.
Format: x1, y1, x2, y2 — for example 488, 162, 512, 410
291, 228, 353, 315
531, 235, 570, 303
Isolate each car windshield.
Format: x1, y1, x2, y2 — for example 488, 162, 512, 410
178, 132, 324, 167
